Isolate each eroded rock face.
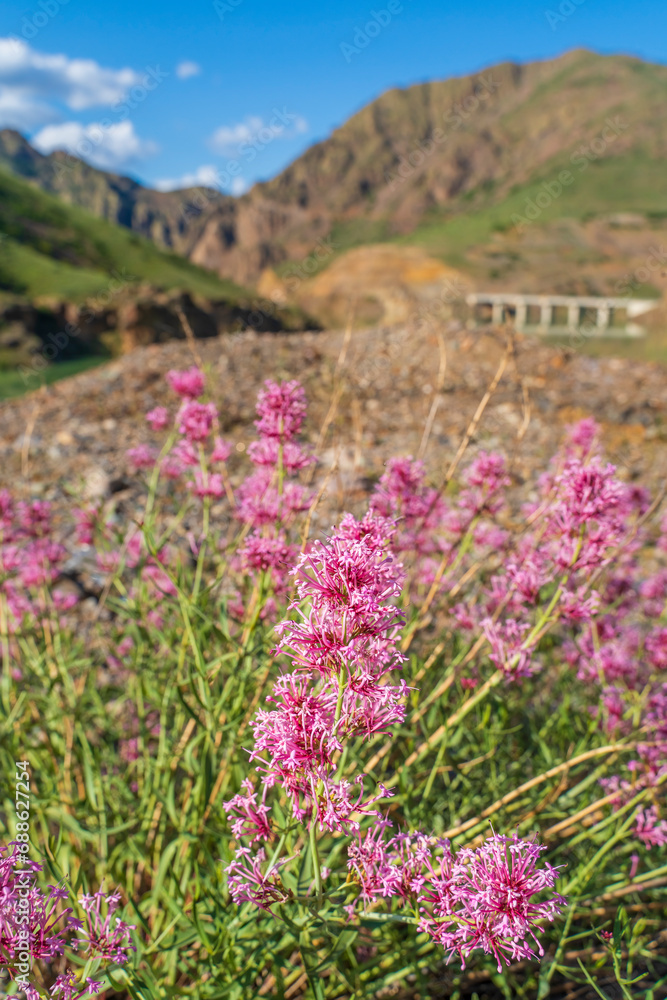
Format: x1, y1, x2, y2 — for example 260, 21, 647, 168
0, 288, 314, 367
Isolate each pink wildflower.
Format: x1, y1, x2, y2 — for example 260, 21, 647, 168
225, 847, 292, 910
188, 470, 225, 499
166, 365, 205, 399
75, 890, 135, 964
635, 806, 667, 848
247, 438, 314, 472
418, 835, 565, 972
146, 406, 170, 431
126, 444, 156, 471
254, 379, 307, 442
223, 778, 272, 844
566, 417, 600, 455
178, 401, 217, 443
239, 532, 295, 574
73, 506, 98, 546
482, 618, 535, 678
460, 451, 511, 515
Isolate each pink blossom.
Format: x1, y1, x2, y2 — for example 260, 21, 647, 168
347, 821, 402, 904
236, 470, 310, 527
247, 438, 314, 472
646, 627, 667, 670
146, 405, 170, 430
223, 778, 272, 843
75, 890, 135, 964
635, 806, 667, 849
418, 835, 565, 972
53, 590, 78, 612
166, 365, 205, 399
188, 470, 225, 499
169, 439, 199, 468
254, 379, 307, 442
225, 847, 292, 910
239, 532, 295, 574
460, 451, 511, 515
553, 458, 624, 530
0, 489, 14, 533
16, 500, 52, 539
482, 618, 535, 678
142, 562, 178, 596
249, 671, 340, 814
0, 844, 70, 962
566, 417, 600, 455
178, 401, 217, 443
50, 971, 104, 998
160, 456, 184, 479
73, 506, 98, 546
126, 444, 157, 470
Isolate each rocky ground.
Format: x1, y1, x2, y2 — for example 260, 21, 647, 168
1, 320, 666, 530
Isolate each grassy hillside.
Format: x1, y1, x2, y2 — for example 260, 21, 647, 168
0, 355, 108, 400
405, 154, 667, 258
294, 150, 667, 305
0, 167, 245, 302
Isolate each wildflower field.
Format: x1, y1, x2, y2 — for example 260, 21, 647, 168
1, 358, 666, 1000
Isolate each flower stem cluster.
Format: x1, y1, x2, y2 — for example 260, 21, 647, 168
1, 842, 134, 999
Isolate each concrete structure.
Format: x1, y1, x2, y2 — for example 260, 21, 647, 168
465, 292, 657, 337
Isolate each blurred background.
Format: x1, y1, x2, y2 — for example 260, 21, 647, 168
0, 0, 666, 399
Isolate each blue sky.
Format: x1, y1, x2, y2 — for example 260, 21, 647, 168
0, 0, 665, 193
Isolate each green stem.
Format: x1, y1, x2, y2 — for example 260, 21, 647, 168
335, 666, 346, 726
309, 811, 323, 906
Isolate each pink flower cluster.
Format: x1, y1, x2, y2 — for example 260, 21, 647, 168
371, 452, 510, 592
224, 503, 565, 971
127, 365, 233, 499
127, 373, 315, 615
231, 380, 314, 612
71, 890, 136, 964
0, 493, 75, 635
248, 508, 406, 828
1, 842, 134, 999
349, 829, 564, 972
236, 379, 312, 530
453, 422, 642, 681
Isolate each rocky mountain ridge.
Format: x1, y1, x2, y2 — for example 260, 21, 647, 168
3, 49, 667, 287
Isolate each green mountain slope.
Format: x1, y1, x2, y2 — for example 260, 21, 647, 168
0, 167, 244, 302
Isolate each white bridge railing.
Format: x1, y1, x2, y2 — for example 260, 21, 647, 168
465, 292, 657, 336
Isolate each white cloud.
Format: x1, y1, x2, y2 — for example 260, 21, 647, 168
153, 165, 250, 196
0, 88, 54, 129
0, 38, 142, 123
32, 120, 158, 171
176, 61, 201, 80
230, 176, 249, 196
154, 164, 223, 192
208, 112, 308, 156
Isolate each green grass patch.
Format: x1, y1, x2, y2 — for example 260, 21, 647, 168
395, 152, 667, 270
0, 354, 109, 399
0, 166, 247, 302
